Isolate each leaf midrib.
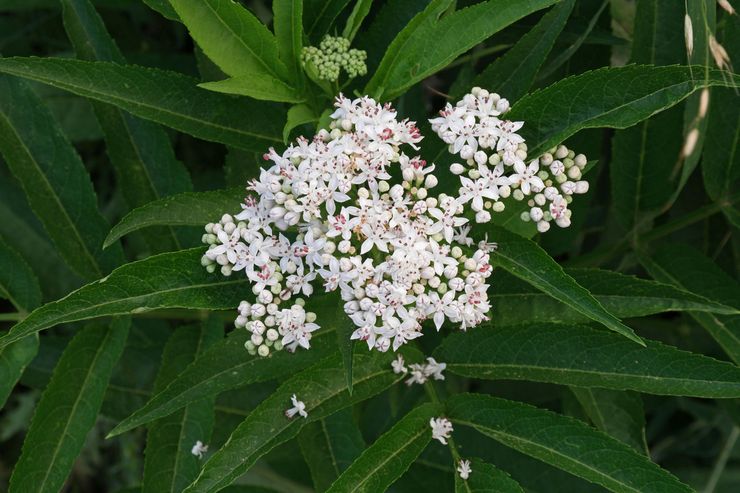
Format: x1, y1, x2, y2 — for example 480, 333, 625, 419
0, 60, 283, 143
0, 107, 102, 280
35, 328, 113, 492
1, 277, 247, 348
455, 419, 644, 493
447, 362, 740, 393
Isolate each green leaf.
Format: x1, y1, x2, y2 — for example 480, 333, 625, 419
0, 248, 247, 349
366, 0, 557, 100
61, 0, 193, 253
506, 65, 740, 158
0, 57, 284, 152
535, 0, 608, 81
702, 17, 740, 227
0, 164, 81, 300
283, 104, 318, 142
142, 320, 221, 493
485, 225, 641, 344
105, 188, 244, 248
342, 0, 373, 41
570, 388, 647, 455
447, 393, 692, 493
143, 0, 179, 20
610, 0, 686, 231
199, 75, 302, 103
183, 349, 416, 493
640, 243, 740, 364
108, 328, 335, 437
303, 0, 351, 42
325, 402, 441, 493
169, 0, 289, 82
468, 0, 575, 103
0, 74, 123, 280
0, 239, 42, 408
8, 319, 129, 493
434, 323, 740, 398
335, 302, 355, 394
0, 237, 41, 313
488, 268, 738, 326
298, 408, 365, 491
274, 0, 304, 79
454, 458, 524, 493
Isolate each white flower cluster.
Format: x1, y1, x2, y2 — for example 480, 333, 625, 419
202, 94, 495, 357
430, 87, 590, 233
430, 417, 454, 445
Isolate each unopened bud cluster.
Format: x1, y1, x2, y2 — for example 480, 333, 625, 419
301, 35, 367, 81
430, 87, 590, 232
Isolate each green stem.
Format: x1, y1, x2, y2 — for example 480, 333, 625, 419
0, 312, 24, 322
704, 426, 739, 493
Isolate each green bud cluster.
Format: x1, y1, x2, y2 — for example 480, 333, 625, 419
301, 35, 367, 81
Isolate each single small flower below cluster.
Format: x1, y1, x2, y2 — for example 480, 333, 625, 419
430, 87, 591, 233
191, 440, 208, 459
430, 417, 454, 445
302, 35, 367, 81
457, 459, 472, 480
285, 394, 308, 419
202, 94, 495, 357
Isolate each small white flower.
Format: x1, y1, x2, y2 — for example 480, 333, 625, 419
392, 354, 407, 374
424, 357, 446, 380
285, 394, 308, 419
191, 440, 208, 459
430, 417, 454, 444
457, 459, 472, 480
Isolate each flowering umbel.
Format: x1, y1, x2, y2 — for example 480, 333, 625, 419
202, 90, 591, 357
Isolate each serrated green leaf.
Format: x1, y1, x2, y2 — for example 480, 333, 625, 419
303, 0, 351, 42
434, 323, 740, 398
199, 75, 302, 103
640, 243, 740, 364
0, 74, 123, 280
142, 320, 221, 493
108, 328, 335, 437
326, 402, 440, 493
454, 458, 524, 493
342, 0, 373, 41
488, 268, 738, 326
298, 408, 365, 491
468, 0, 575, 103
169, 0, 289, 82
506, 65, 740, 158
183, 349, 417, 493
8, 318, 129, 493
283, 104, 317, 142
570, 388, 647, 455
105, 188, 244, 248
0, 164, 81, 300
61, 0, 193, 253
0, 57, 284, 151
0, 248, 247, 349
274, 0, 303, 79
366, 0, 556, 100
702, 17, 740, 227
0, 238, 42, 408
447, 393, 692, 493
485, 225, 641, 344
0, 237, 41, 313
610, 0, 685, 231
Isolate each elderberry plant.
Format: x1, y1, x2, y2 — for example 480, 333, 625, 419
1, 1, 740, 493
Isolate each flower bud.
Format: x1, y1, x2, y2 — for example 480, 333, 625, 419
537, 220, 551, 233
474, 151, 487, 165
475, 210, 491, 223
575, 180, 589, 194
